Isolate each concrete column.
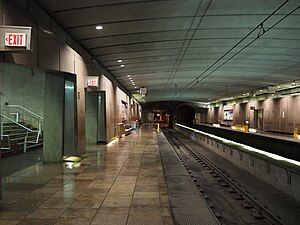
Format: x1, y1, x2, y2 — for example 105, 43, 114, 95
43, 74, 64, 162
0, 92, 2, 199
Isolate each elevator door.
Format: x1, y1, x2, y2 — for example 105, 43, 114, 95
85, 91, 106, 143
97, 91, 106, 142
63, 80, 77, 156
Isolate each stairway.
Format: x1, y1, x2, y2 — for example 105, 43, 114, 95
0, 122, 43, 156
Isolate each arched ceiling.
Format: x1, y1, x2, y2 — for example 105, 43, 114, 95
35, 0, 300, 103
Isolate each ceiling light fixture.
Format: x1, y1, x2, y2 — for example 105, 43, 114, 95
117, 59, 122, 63
127, 75, 131, 77
96, 25, 103, 30
120, 64, 125, 67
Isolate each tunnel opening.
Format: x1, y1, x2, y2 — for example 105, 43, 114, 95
176, 105, 195, 127
152, 105, 173, 128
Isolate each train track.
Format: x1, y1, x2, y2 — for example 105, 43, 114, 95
163, 128, 285, 225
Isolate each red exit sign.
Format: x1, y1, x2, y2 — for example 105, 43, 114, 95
87, 77, 99, 87
5, 33, 27, 47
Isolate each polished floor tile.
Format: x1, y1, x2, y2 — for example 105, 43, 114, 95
0, 125, 173, 225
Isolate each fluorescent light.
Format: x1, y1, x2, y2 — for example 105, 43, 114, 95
127, 75, 131, 77
96, 25, 103, 30
120, 64, 125, 67
117, 59, 122, 63
290, 93, 300, 96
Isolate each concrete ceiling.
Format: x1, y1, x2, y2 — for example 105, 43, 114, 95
35, 0, 300, 103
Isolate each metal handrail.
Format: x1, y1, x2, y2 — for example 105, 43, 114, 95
6, 105, 44, 121
4, 104, 43, 135
1, 114, 33, 132
1, 114, 41, 152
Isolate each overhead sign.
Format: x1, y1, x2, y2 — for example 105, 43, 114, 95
5, 33, 27, 47
85, 76, 99, 88
0, 26, 32, 51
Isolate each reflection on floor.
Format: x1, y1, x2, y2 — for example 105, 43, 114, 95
0, 124, 173, 225
2, 148, 43, 178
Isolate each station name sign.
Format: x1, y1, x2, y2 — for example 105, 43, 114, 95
5, 33, 27, 47
0, 26, 32, 51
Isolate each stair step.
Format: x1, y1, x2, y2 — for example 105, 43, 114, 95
10, 136, 38, 142
3, 128, 27, 133
26, 143, 43, 149
5, 132, 28, 137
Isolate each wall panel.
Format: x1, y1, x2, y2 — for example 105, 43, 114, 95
208, 96, 300, 134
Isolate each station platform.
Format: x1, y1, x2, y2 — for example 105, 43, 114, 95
0, 124, 177, 225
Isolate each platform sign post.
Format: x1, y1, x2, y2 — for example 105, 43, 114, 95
294, 128, 298, 139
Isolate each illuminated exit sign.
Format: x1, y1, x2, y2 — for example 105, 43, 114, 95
87, 76, 99, 87
5, 33, 27, 47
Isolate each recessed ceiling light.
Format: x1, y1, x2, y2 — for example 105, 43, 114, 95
96, 25, 103, 30
127, 75, 131, 77
277, 86, 280, 88
118, 59, 122, 63
120, 64, 125, 67
134, 86, 137, 89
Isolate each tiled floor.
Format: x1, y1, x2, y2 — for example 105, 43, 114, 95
2, 148, 43, 178
0, 124, 174, 225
